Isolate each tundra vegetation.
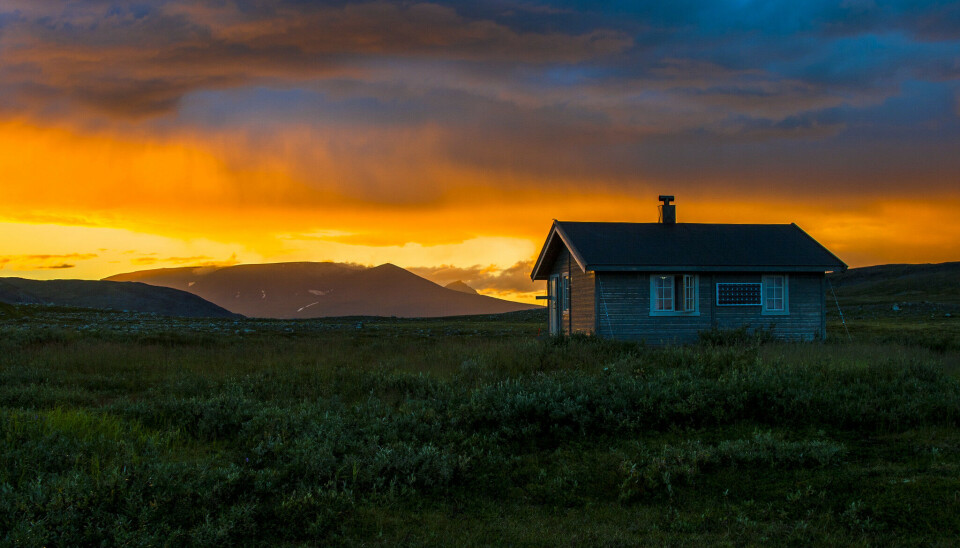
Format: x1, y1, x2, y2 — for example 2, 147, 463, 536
1, 304, 959, 545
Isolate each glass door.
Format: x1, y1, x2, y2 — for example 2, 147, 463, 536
549, 275, 560, 335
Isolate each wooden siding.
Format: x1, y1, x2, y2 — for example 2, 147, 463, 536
595, 272, 825, 344
712, 273, 824, 342
596, 273, 709, 344
547, 246, 596, 335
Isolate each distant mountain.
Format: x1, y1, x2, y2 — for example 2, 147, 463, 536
828, 262, 960, 305
105, 262, 540, 319
444, 280, 478, 295
0, 278, 239, 318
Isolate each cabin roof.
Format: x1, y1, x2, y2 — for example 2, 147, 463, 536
530, 221, 847, 280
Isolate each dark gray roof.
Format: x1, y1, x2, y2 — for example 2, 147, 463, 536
531, 221, 847, 280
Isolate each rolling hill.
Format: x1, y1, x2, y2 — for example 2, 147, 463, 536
0, 278, 239, 318
828, 262, 960, 306
105, 262, 540, 319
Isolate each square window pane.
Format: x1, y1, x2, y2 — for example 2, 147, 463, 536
764, 276, 785, 311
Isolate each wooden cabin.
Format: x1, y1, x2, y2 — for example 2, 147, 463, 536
529, 196, 847, 343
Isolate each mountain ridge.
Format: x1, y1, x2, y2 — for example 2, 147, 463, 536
105, 261, 539, 319
0, 277, 239, 318
444, 280, 479, 295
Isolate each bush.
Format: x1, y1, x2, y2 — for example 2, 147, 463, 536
698, 325, 773, 347
3, 314, 960, 545
619, 431, 846, 501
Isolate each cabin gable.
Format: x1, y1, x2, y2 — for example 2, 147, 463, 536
543, 241, 596, 336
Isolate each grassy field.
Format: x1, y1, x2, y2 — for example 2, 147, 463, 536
2, 304, 960, 545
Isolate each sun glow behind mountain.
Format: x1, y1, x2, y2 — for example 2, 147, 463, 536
1, 1, 959, 304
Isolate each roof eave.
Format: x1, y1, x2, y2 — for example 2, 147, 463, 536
589, 265, 847, 273
530, 221, 589, 280
790, 223, 848, 271
553, 222, 589, 273
529, 222, 558, 281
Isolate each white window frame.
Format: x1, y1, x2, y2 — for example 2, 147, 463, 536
650, 274, 699, 316
561, 273, 570, 313
761, 274, 789, 315
654, 275, 674, 312
683, 274, 697, 312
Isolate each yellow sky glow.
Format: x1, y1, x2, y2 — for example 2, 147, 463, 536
1, 119, 958, 304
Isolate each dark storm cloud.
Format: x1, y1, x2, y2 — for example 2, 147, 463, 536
0, 1, 631, 118
2, 1, 953, 117
1, 0, 958, 197
71, 78, 221, 118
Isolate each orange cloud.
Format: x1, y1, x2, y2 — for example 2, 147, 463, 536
0, 114, 957, 288
129, 253, 240, 267
0, 253, 98, 271
409, 261, 544, 303
1, 119, 956, 266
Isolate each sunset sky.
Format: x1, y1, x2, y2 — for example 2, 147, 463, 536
1, 1, 959, 303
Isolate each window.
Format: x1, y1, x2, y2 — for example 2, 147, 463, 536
654, 276, 674, 311
762, 275, 788, 314
683, 275, 696, 311
548, 275, 560, 335
715, 277, 789, 314
650, 275, 698, 315
716, 283, 762, 306
561, 273, 570, 312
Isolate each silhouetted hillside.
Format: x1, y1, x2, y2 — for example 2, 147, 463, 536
828, 262, 960, 306
105, 262, 540, 319
0, 278, 239, 318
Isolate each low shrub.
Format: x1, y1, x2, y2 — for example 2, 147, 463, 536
698, 325, 773, 347
619, 431, 846, 501
2, 312, 959, 545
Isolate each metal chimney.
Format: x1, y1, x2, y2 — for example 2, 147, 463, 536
658, 195, 676, 224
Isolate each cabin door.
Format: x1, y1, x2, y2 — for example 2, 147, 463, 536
548, 275, 561, 335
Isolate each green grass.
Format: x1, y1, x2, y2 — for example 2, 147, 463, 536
2, 304, 960, 545
826, 314, 960, 354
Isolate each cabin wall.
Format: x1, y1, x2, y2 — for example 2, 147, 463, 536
596, 273, 710, 344
712, 273, 824, 341
548, 247, 595, 335
595, 272, 825, 344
